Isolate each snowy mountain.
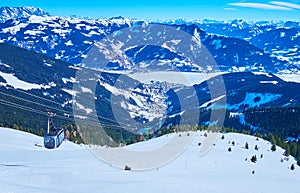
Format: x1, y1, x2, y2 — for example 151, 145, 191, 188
0, 13, 133, 64
194, 19, 300, 69
0, 7, 299, 74
164, 72, 300, 137
250, 27, 300, 66
0, 127, 299, 193
0, 43, 177, 143
0, 43, 299, 144
163, 19, 300, 70
0, 6, 49, 23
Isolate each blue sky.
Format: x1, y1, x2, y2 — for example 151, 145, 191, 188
0, 0, 300, 21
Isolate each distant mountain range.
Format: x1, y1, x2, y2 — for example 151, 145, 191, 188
0, 6, 299, 144
165, 19, 300, 67
0, 6, 299, 74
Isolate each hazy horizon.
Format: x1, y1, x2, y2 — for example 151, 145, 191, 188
0, 0, 300, 22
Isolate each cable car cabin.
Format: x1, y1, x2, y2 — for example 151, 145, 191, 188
44, 116, 65, 149
44, 128, 65, 149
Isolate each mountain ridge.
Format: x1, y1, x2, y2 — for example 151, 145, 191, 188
0, 6, 49, 23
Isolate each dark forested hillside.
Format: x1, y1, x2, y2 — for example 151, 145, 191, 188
245, 106, 300, 138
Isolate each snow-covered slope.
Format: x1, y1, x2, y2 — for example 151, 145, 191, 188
0, 127, 299, 193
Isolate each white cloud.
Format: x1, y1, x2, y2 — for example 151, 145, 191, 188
228, 2, 293, 10
224, 7, 237, 11
269, 1, 300, 9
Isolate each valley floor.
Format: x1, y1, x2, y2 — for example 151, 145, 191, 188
0, 127, 299, 193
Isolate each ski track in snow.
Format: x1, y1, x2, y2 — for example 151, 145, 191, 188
0, 127, 299, 193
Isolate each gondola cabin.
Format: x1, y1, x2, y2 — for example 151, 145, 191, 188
44, 116, 65, 149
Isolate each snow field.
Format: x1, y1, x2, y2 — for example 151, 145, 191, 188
0, 128, 299, 193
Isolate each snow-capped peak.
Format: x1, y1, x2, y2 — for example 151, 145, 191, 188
0, 6, 49, 23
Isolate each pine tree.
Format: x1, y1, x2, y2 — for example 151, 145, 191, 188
290, 142, 297, 157
284, 145, 290, 157
267, 133, 277, 145
124, 165, 131, 171
277, 138, 285, 149
271, 144, 276, 152
13, 124, 20, 131
254, 132, 262, 139
291, 164, 295, 171
251, 155, 257, 163
245, 142, 249, 149
297, 145, 300, 159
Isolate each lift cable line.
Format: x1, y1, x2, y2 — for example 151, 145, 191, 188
5, 87, 131, 127
0, 97, 131, 130
1, 89, 131, 127
0, 91, 72, 116
0, 99, 47, 116
7, 87, 70, 109
0, 97, 133, 130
